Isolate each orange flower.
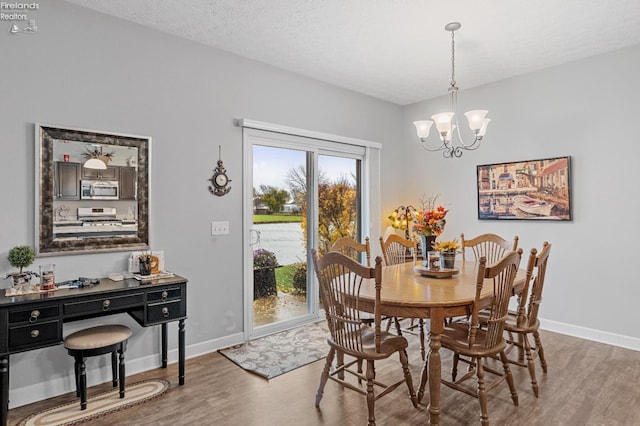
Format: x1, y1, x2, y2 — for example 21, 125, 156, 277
413, 196, 448, 236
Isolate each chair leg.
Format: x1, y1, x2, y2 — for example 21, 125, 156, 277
418, 319, 426, 361
385, 317, 393, 332
533, 330, 548, 374
111, 351, 118, 387
394, 317, 403, 336
517, 333, 525, 363
523, 334, 539, 397
399, 349, 418, 408
452, 353, 459, 381
337, 350, 345, 380
315, 348, 335, 407
475, 358, 489, 426
499, 351, 519, 406
118, 347, 126, 399
366, 359, 376, 426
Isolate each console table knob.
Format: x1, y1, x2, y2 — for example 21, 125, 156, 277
29, 310, 40, 323
102, 300, 111, 311
31, 330, 40, 338
161, 291, 168, 301
162, 307, 169, 318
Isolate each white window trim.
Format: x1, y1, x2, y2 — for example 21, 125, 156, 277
238, 119, 381, 340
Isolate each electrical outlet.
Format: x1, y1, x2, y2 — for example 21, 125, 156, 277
211, 221, 229, 235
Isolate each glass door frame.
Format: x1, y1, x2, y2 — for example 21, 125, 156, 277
241, 120, 380, 341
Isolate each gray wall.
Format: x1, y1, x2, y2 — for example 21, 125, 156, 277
401, 44, 640, 342
1, 2, 402, 406
2, 0, 639, 408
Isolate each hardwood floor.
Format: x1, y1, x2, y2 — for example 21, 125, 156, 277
9, 329, 640, 425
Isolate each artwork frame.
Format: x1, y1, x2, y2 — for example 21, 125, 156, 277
476, 156, 572, 221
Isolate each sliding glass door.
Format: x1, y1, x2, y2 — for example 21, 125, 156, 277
244, 127, 369, 339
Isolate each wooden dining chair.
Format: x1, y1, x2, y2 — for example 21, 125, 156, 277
502, 241, 552, 397
460, 233, 519, 264
378, 235, 427, 359
311, 249, 417, 426
379, 234, 416, 266
328, 237, 372, 374
328, 236, 371, 266
436, 250, 523, 426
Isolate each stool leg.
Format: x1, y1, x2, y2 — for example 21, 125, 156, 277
77, 356, 87, 410
111, 351, 118, 387
119, 344, 126, 399
74, 358, 80, 397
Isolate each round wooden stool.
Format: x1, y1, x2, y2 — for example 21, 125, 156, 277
64, 324, 132, 410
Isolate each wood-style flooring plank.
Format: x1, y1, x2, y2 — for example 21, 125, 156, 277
8, 329, 640, 425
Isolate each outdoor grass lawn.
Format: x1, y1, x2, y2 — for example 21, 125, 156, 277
275, 264, 297, 293
253, 214, 302, 224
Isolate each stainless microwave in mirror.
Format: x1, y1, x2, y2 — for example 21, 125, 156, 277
35, 124, 151, 256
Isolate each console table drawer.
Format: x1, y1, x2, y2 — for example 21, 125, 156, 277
9, 320, 62, 350
64, 293, 144, 316
148, 300, 183, 323
9, 305, 59, 324
147, 287, 182, 302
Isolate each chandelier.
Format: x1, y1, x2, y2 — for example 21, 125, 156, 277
413, 22, 490, 158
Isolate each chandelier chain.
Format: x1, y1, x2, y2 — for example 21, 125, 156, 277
450, 29, 456, 88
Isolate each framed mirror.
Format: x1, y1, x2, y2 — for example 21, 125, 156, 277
35, 124, 151, 256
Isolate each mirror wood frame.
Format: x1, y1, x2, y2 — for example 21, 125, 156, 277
35, 123, 151, 256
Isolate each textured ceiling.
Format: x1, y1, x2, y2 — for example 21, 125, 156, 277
64, 0, 640, 105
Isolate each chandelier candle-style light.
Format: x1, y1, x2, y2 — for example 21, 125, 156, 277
413, 22, 490, 158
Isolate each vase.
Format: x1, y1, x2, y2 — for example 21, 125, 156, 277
420, 235, 437, 259
442, 251, 456, 269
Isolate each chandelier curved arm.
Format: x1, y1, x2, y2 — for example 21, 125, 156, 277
418, 138, 448, 153
452, 122, 483, 150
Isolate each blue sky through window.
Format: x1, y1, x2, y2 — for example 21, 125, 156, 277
253, 145, 355, 190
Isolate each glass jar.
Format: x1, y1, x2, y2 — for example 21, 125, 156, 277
40, 264, 55, 290
426, 251, 442, 271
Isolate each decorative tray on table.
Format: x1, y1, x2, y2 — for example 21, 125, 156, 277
413, 265, 459, 278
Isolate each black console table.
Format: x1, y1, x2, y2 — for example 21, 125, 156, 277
0, 274, 188, 425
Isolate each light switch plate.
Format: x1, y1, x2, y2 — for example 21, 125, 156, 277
211, 221, 229, 235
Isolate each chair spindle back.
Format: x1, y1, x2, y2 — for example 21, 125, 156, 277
461, 233, 519, 264
328, 236, 371, 266
312, 249, 383, 354
469, 250, 523, 349
379, 234, 416, 266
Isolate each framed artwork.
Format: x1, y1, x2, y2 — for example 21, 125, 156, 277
476, 156, 572, 221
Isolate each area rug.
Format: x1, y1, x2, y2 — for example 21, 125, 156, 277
17, 379, 170, 426
219, 322, 329, 379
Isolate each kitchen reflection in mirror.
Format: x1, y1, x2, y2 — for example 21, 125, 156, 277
36, 124, 151, 256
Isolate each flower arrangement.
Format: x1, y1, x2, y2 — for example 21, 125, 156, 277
253, 248, 279, 270
433, 239, 460, 253
413, 196, 448, 236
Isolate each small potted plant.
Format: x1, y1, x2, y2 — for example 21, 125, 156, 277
5, 245, 38, 287
433, 239, 460, 269
253, 248, 279, 299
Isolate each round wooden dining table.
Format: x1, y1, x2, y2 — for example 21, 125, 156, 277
356, 260, 527, 426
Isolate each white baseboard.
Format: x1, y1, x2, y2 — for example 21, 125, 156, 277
9, 331, 245, 409
540, 318, 640, 351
